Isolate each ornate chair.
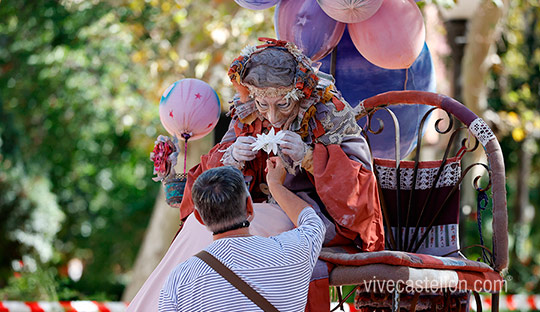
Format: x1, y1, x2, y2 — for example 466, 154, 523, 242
321, 91, 508, 312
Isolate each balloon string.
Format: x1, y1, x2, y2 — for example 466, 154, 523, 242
183, 138, 188, 175
404, 67, 409, 90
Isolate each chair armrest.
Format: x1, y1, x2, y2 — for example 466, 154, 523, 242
486, 139, 508, 272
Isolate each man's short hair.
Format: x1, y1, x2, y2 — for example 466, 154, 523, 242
191, 166, 248, 233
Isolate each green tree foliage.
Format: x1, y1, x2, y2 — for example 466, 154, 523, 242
0, 0, 161, 299
0, 0, 272, 300
488, 0, 540, 294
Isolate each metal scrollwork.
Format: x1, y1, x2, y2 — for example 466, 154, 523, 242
462, 163, 492, 193
365, 110, 385, 135
434, 110, 454, 134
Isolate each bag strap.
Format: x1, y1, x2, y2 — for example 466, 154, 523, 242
195, 250, 279, 312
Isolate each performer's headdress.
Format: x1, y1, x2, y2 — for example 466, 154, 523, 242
228, 38, 319, 103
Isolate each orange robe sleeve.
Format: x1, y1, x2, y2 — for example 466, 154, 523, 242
178, 117, 270, 221
313, 144, 385, 252
178, 142, 232, 221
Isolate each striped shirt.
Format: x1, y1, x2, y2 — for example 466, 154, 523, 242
158, 207, 325, 312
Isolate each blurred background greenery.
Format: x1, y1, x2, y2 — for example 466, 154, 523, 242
0, 0, 539, 302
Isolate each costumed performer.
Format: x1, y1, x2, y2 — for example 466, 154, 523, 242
127, 38, 384, 312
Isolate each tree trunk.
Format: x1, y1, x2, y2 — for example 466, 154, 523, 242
122, 188, 178, 302
512, 137, 535, 262
461, 0, 509, 116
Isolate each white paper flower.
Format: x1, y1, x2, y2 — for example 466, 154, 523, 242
250, 128, 285, 155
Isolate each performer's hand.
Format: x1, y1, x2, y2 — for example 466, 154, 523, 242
266, 157, 286, 186
232, 136, 257, 162
279, 130, 307, 162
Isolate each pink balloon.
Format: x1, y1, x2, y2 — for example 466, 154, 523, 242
159, 79, 220, 141
234, 0, 280, 10
348, 0, 425, 69
275, 0, 345, 61
316, 0, 383, 23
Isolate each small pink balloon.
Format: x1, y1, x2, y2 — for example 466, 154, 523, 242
159, 79, 220, 141
234, 0, 280, 10
316, 0, 383, 24
275, 0, 345, 61
348, 0, 425, 69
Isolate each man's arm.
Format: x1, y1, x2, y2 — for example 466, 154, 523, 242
266, 157, 310, 227
267, 157, 325, 267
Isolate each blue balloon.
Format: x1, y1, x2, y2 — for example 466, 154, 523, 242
319, 28, 436, 159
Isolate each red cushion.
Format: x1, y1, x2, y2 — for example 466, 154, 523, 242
320, 246, 492, 273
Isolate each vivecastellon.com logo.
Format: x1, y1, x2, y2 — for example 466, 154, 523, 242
362, 277, 507, 294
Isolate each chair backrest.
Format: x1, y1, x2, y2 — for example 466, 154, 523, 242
374, 156, 462, 256
353, 91, 508, 272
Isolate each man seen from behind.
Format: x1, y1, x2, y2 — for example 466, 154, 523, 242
158, 158, 326, 311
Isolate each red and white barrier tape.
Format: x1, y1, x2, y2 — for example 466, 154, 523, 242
1, 296, 540, 311
471, 294, 540, 311
0, 301, 128, 312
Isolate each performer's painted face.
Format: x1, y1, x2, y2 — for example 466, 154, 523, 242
254, 96, 297, 128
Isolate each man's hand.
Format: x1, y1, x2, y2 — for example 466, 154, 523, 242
265, 157, 309, 228
266, 157, 286, 187
232, 136, 257, 162
279, 130, 306, 162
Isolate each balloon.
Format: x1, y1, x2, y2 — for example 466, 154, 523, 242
275, 0, 345, 61
319, 29, 436, 159
349, 0, 425, 69
316, 0, 383, 23
159, 79, 221, 141
234, 0, 280, 10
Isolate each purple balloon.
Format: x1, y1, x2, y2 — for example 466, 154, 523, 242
319, 28, 436, 159
235, 0, 280, 10
275, 0, 345, 61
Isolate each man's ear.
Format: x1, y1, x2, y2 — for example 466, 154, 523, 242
245, 197, 254, 221
193, 209, 205, 226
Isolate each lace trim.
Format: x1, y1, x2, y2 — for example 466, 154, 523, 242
375, 161, 461, 190
246, 85, 301, 101
388, 224, 459, 250
469, 118, 495, 146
